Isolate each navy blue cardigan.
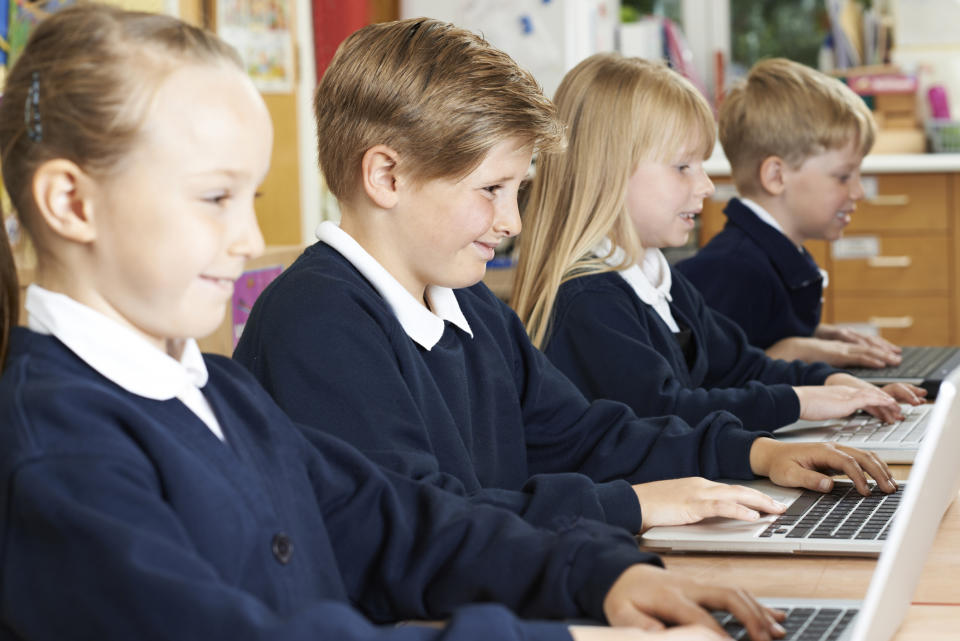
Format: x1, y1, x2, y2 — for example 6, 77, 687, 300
0, 328, 659, 641
544, 266, 835, 431
676, 197, 825, 348
234, 242, 762, 534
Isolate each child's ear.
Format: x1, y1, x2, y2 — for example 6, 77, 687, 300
758, 155, 788, 196
31, 159, 97, 243
361, 144, 402, 209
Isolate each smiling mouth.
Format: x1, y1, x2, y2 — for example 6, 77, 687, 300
201, 275, 237, 291
473, 240, 498, 258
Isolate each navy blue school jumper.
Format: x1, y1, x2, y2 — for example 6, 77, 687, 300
234, 241, 763, 535
0, 327, 657, 641
676, 197, 825, 349
544, 266, 836, 431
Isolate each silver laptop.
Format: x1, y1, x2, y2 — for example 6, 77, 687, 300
641, 365, 960, 556
775, 401, 933, 464
846, 345, 960, 397
711, 366, 960, 640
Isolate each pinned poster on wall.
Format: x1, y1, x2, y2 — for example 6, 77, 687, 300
217, 0, 295, 93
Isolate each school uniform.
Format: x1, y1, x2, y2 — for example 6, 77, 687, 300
544, 244, 836, 431
234, 222, 763, 535
676, 197, 825, 349
0, 286, 658, 641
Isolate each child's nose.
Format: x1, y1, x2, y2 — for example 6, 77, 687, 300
698, 170, 715, 199
493, 199, 522, 238
849, 175, 866, 201
231, 207, 266, 260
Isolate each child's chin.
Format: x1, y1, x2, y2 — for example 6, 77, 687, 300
190, 307, 230, 340
824, 227, 846, 241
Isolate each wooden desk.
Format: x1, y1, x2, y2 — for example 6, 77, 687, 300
898, 607, 960, 639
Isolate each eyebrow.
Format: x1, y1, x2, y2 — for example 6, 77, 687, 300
186, 168, 253, 182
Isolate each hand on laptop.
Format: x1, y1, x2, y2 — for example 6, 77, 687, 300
597, 564, 786, 641
793, 383, 900, 421
815, 324, 902, 361
823, 372, 927, 422
632, 478, 786, 532
749, 437, 898, 497
766, 335, 901, 369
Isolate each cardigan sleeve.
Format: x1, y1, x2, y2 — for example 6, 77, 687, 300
234, 272, 643, 533
544, 278, 807, 431
501, 299, 764, 482
677, 273, 838, 413
301, 425, 661, 625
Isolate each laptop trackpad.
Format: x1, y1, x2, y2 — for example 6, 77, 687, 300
641, 480, 804, 542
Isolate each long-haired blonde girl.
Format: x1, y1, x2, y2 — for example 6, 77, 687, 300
513, 53, 922, 432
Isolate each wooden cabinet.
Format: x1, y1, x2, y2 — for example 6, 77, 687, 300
699, 171, 956, 345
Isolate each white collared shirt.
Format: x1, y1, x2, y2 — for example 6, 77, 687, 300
316, 221, 473, 350
595, 239, 680, 332
739, 197, 829, 287
26, 285, 226, 441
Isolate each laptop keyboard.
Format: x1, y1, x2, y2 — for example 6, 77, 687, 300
759, 483, 904, 541
714, 606, 858, 641
829, 403, 930, 446
854, 345, 955, 379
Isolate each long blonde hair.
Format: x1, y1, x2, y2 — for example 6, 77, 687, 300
512, 54, 715, 348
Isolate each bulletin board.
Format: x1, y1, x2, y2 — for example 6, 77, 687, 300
191, 0, 302, 245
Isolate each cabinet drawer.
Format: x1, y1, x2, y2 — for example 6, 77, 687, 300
829, 235, 949, 294
832, 296, 951, 345
847, 173, 949, 232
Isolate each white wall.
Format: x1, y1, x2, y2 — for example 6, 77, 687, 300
401, 0, 619, 98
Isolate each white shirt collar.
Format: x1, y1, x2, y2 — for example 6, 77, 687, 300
25, 285, 225, 441
739, 197, 803, 254
595, 239, 679, 332
316, 221, 472, 350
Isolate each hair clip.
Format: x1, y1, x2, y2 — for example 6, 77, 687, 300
25, 71, 43, 143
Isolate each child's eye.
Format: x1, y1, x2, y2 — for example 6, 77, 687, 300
483, 185, 502, 196
837, 174, 851, 184
203, 191, 230, 205
676, 164, 690, 173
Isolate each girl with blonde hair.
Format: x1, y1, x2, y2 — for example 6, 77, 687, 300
513, 53, 922, 432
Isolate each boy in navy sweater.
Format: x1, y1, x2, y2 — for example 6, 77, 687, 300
236, 20, 897, 537
0, 7, 788, 640
677, 58, 903, 370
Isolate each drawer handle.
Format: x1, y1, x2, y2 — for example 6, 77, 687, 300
866, 194, 910, 206
867, 255, 912, 268
869, 316, 914, 329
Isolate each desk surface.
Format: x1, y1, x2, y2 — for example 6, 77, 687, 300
654, 465, 960, 638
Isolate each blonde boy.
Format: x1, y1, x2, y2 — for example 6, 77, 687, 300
677, 58, 903, 369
